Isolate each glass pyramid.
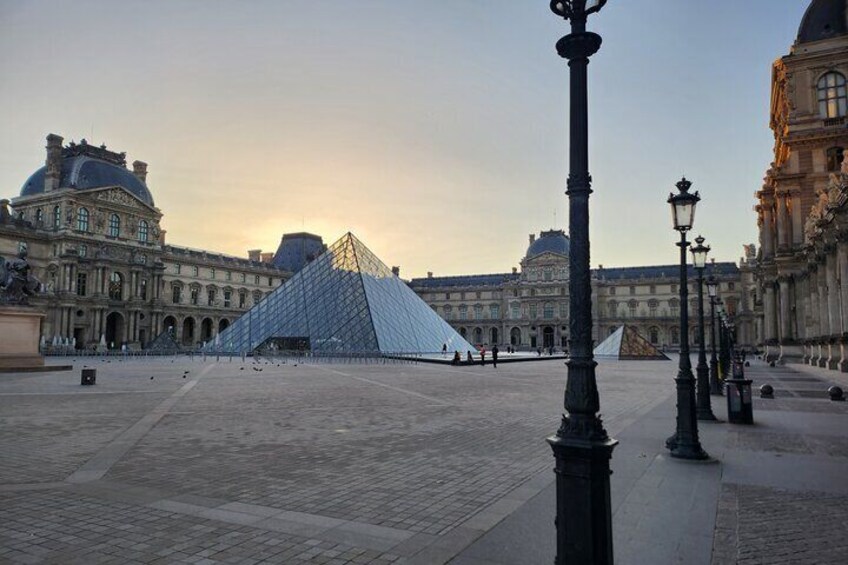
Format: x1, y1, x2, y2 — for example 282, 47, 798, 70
208, 232, 476, 355
593, 325, 670, 361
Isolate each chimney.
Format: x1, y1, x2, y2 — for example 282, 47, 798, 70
529, 233, 536, 244
44, 133, 63, 192
427, 271, 433, 278
391, 266, 400, 277
260, 252, 274, 263
159, 229, 166, 246
248, 249, 262, 262
132, 160, 148, 183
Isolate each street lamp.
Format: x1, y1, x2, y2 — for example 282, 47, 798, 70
690, 236, 716, 421
546, 2, 617, 564
706, 275, 722, 395
665, 178, 709, 460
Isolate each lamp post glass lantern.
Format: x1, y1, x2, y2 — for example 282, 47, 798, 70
691, 236, 716, 421
546, 2, 617, 564
706, 275, 722, 395
665, 178, 709, 460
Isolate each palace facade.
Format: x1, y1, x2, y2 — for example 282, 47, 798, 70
410, 230, 754, 351
756, 0, 848, 368
1, 134, 324, 350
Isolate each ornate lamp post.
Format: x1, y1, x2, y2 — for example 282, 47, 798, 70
706, 275, 722, 395
665, 178, 709, 460
546, 2, 617, 564
690, 236, 716, 421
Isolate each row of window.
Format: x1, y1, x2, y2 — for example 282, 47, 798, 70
608, 282, 736, 296
73, 271, 147, 301
435, 302, 568, 321
171, 285, 263, 309
436, 287, 565, 301
171, 263, 275, 286
65, 207, 151, 242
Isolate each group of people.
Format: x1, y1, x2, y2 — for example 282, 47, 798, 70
447, 344, 500, 367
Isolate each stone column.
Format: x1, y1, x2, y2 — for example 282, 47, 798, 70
778, 277, 791, 341
791, 192, 804, 245
819, 261, 830, 367
764, 284, 778, 342
776, 193, 789, 250
762, 197, 776, 259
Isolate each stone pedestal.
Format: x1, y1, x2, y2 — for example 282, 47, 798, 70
0, 307, 45, 369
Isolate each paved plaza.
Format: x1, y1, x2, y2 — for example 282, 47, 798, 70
1, 356, 847, 564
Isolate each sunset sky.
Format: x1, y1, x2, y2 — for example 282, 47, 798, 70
0, 1, 810, 278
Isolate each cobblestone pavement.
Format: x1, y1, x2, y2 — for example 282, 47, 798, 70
0, 358, 672, 564
709, 361, 848, 565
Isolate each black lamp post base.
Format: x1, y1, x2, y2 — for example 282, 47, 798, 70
548, 432, 618, 565
697, 408, 717, 421
670, 442, 709, 460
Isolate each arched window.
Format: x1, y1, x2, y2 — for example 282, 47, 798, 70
818, 72, 847, 119
649, 327, 659, 344
138, 220, 149, 243
53, 205, 61, 229
77, 208, 89, 232
35, 208, 43, 225
109, 272, 123, 300
108, 214, 120, 237
671, 327, 680, 345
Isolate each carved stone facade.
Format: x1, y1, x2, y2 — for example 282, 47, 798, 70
1, 134, 290, 350
756, 1, 848, 368
410, 230, 751, 351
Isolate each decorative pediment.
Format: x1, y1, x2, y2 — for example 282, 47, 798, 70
76, 186, 158, 214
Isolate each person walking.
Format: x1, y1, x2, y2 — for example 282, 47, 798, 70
480, 347, 486, 366
492, 345, 499, 368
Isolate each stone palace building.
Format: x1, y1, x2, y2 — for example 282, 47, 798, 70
756, 0, 848, 369
410, 230, 753, 352
0, 134, 326, 350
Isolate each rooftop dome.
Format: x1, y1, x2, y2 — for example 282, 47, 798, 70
19, 137, 155, 207
272, 232, 327, 273
797, 0, 848, 44
526, 229, 570, 260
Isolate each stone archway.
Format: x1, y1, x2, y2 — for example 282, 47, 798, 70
543, 326, 555, 349
182, 317, 196, 346
201, 317, 214, 343
105, 312, 125, 349
163, 316, 177, 337
218, 319, 230, 333
510, 327, 521, 346
474, 327, 483, 345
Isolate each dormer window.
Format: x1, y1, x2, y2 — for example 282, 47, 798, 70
818, 72, 847, 119
108, 214, 120, 237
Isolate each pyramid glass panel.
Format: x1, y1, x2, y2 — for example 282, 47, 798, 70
208, 233, 476, 355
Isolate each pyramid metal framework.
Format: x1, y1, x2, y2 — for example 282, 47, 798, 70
593, 325, 670, 361
208, 233, 476, 355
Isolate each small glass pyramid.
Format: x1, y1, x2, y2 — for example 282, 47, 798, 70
208, 232, 476, 355
593, 325, 670, 360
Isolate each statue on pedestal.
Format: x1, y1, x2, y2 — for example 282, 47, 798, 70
0, 247, 43, 305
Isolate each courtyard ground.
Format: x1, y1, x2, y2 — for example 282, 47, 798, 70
0, 355, 846, 564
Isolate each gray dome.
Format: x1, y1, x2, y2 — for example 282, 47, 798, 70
526, 229, 570, 259
798, 0, 848, 44
272, 232, 327, 273
20, 143, 154, 207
